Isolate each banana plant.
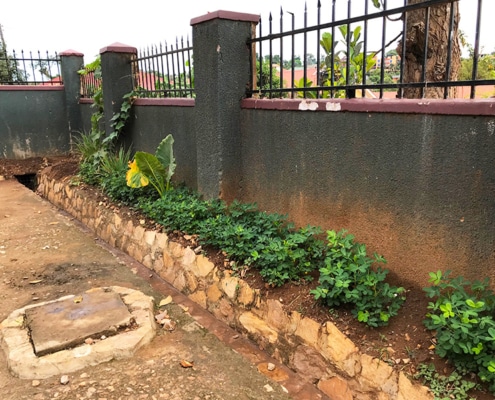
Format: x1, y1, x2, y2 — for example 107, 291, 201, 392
126, 134, 176, 197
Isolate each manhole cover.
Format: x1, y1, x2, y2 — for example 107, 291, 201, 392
25, 290, 133, 356
0, 287, 157, 379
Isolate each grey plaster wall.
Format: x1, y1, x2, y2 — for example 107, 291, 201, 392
0, 90, 70, 158
239, 109, 495, 287
127, 105, 197, 189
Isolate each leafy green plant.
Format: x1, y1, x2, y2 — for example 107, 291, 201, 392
423, 270, 495, 393
75, 57, 136, 185
311, 230, 406, 327
126, 134, 176, 197
320, 26, 376, 97
414, 363, 479, 400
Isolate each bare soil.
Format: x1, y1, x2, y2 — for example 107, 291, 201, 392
1, 156, 492, 400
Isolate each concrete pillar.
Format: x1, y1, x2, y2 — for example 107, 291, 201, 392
59, 50, 84, 142
191, 11, 260, 201
99, 42, 136, 139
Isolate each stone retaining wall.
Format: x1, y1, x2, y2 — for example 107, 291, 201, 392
37, 171, 433, 400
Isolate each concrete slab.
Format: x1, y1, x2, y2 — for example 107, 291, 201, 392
25, 290, 133, 356
0, 286, 156, 379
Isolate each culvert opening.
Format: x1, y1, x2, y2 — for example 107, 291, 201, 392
15, 173, 37, 191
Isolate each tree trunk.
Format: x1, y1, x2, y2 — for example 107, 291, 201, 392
399, 0, 461, 98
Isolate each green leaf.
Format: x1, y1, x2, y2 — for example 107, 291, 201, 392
155, 134, 176, 189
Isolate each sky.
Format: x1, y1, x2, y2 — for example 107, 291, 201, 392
1, 0, 493, 62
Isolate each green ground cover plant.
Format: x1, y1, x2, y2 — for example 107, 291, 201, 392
311, 229, 406, 327
414, 363, 479, 400
423, 270, 495, 393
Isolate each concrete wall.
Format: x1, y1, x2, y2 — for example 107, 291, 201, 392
0, 88, 70, 158
239, 107, 495, 287
129, 100, 197, 189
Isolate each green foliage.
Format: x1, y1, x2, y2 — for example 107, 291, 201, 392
414, 363, 479, 400
311, 230, 406, 327
75, 57, 136, 185
255, 57, 284, 98
423, 270, 495, 393
318, 25, 376, 98
126, 134, 176, 197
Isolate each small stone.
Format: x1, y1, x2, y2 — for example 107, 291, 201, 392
85, 338, 94, 345
60, 375, 70, 385
32, 380, 41, 387
80, 373, 89, 379
162, 319, 177, 331
264, 384, 274, 392
267, 363, 276, 371
139, 219, 145, 225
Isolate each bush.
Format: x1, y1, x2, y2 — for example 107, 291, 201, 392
424, 270, 495, 393
311, 230, 406, 327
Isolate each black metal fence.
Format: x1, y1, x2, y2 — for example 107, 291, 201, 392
247, 0, 495, 99
0, 50, 62, 85
131, 37, 194, 98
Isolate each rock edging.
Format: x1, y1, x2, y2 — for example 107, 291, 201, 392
37, 172, 433, 400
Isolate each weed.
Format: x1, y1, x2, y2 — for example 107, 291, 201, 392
414, 363, 479, 400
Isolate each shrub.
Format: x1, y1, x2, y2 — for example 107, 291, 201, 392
424, 270, 495, 393
311, 230, 406, 327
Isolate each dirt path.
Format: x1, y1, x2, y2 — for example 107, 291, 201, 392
0, 180, 324, 400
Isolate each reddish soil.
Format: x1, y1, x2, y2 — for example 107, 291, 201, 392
1, 156, 492, 400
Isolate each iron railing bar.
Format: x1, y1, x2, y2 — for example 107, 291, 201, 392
398, 0, 407, 99
269, 13, 273, 98
248, 0, 457, 45
303, 3, 308, 99
345, 0, 351, 96
379, 0, 388, 99
280, 7, 284, 94
470, 0, 482, 99
330, 0, 336, 98
135, 46, 193, 60
362, 0, 369, 98
316, 0, 321, 97
444, 0, 455, 99
420, 6, 431, 98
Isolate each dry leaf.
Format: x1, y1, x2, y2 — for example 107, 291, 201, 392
29, 280, 43, 284
159, 296, 173, 307
180, 360, 194, 368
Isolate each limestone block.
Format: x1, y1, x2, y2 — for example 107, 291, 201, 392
237, 283, 256, 307
113, 213, 122, 229
221, 276, 239, 300
239, 312, 278, 344
195, 254, 215, 277
397, 371, 433, 400
188, 291, 207, 309
154, 232, 169, 250
133, 225, 145, 242
266, 299, 290, 332
144, 230, 156, 247
182, 247, 196, 267
317, 376, 353, 400
169, 241, 185, 258
207, 284, 223, 304
290, 344, 329, 384
358, 354, 398, 396
291, 312, 321, 347
318, 321, 360, 376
